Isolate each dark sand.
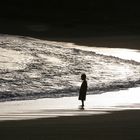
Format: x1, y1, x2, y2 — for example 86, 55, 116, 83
0, 110, 140, 140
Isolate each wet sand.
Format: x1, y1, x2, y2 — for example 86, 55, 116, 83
0, 87, 140, 139
1, 110, 140, 140
0, 87, 140, 121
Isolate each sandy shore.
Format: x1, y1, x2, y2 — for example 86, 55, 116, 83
0, 87, 140, 139
0, 87, 140, 121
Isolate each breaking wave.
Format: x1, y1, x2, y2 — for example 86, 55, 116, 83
0, 35, 140, 101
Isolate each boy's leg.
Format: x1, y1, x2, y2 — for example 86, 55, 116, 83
82, 100, 84, 107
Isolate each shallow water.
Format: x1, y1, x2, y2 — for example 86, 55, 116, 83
64, 43, 140, 62
0, 87, 140, 121
0, 34, 140, 101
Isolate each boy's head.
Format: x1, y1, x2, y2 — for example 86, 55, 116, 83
81, 73, 86, 80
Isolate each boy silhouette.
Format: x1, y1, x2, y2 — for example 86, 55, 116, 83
79, 73, 87, 108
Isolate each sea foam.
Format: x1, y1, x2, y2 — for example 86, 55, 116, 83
0, 35, 140, 101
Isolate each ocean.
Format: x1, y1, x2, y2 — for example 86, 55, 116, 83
0, 34, 140, 101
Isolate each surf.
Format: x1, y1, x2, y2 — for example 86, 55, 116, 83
0, 35, 140, 102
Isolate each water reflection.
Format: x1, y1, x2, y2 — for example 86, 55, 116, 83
78, 105, 85, 110
64, 42, 140, 62
0, 87, 140, 121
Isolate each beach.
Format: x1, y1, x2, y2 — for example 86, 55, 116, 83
0, 87, 140, 139
1, 110, 140, 140
1, 1, 140, 139
0, 34, 140, 139
0, 86, 140, 121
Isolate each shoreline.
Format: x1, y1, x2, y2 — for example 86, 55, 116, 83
0, 34, 140, 102
0, 87, 140, 121
0, 34, 140, 139
0, 34, 140, 119
0, 87, 140, 139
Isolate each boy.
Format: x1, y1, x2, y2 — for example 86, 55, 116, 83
79, 73, 87, 108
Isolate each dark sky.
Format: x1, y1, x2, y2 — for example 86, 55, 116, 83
1, 1, 140, 24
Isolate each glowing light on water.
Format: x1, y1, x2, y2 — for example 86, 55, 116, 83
91, 47, 140, 62
64, 42, 140, 62
0, 48, 33, 70
87, 87, 140, 108
0, 35, 139, 101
